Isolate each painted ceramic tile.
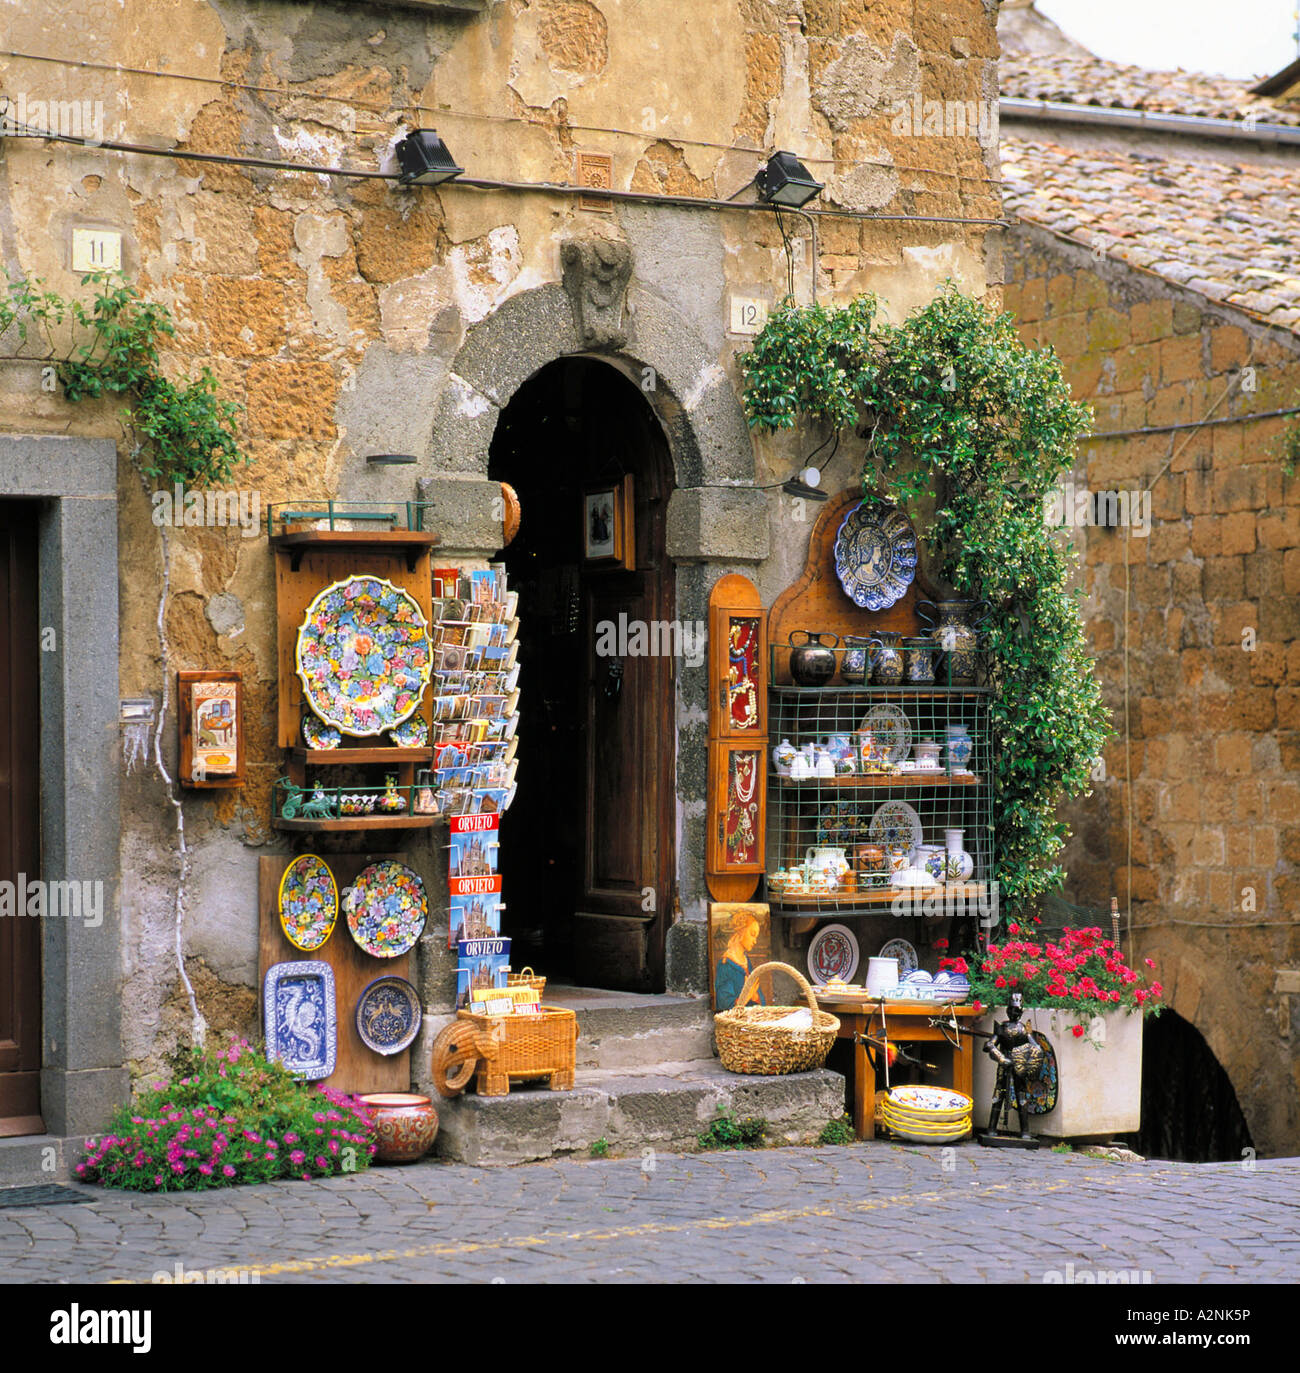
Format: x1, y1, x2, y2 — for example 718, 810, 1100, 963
264, 960, 337, 1081
192, 680, 238, 775
295, 576, 432, 736
708, 903, 771, 1012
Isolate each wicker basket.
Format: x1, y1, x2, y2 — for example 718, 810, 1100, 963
456, 1006, 576, 1097
507, 966, 547, 996
714, 961, 840, 1075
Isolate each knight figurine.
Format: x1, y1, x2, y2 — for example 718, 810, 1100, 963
979, 992, 1045, 1148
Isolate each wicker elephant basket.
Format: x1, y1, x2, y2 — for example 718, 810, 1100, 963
714, 961, 840, 1075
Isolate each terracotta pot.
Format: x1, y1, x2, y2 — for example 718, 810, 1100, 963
359, 1092, 439, 1164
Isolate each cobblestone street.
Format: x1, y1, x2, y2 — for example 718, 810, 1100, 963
1, 1143, 1296, 1285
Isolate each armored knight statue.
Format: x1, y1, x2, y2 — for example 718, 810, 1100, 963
981, 992, 1045, 1146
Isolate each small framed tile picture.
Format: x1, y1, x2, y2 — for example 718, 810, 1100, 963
582, 474, 634, 571
179, 670, 244, 788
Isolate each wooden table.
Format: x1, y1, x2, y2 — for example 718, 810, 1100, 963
814, 996, 982, 1140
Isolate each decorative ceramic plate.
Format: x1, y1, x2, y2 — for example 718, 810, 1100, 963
263, 960, 337, 1081
889, 1086, 972, 1114
387, 716, 429, 748
1025, 1031, 1059, 1115
278, 854, 339, 953
807, 923, 860, 986
833, 502, 918, 611
301, 713, 342, 750
355, 975, 422, 1056
817, 802, 871, 845
868, 799, 923, 861
878, 938, 918, 977
344, 860, 428, 958
295, 576, 432, 736
860, 705, 912, 765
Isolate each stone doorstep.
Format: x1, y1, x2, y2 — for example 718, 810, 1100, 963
0, 1134, 82, 1190
543, 988, 715, 1070
434, 1060, 847, 1166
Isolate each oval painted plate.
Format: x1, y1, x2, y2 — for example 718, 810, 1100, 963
295, 576, 432, 737
861, 704, 912, 764
301, 712, 342, 750
345, 860, 428, 958
807, 923, 860, 986
868, 799, 923, 861
355, 975, 422, 1056
278, 854, 339, 953
387, 716, 429, 748
879, 938, 918, 977
1025, 1031, 1059, 1115
833, 502, 918, 611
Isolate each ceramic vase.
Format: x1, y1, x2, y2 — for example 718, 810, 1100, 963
841, 635, 873, 684
772, 739, 797, 776
789, 630, 839, 686
916, 599, 990, 686
944, 827, 974, 880
359, 1092, 439, 1164
902, 637, 937, 685
945, 724, 974, 769
918, 843, 947, 883
869, 632, 904, 686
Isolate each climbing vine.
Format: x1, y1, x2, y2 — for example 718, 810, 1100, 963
741, 286, 1111, 913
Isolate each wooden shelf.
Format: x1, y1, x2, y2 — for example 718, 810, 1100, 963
770, 881, 988, 911
770, 685, 991, 697
273, 815, 439, 833
270, 529, 438, 549
775, 772, 981, 789
290, 747, 434, 765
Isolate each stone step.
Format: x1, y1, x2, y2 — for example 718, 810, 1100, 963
0, 1134, 77, 1189
434, 1059, 845, 1166
543, 987, 714, 1070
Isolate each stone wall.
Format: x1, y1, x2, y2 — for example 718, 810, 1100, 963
0, 0, 998, 1099
1003, 225, 1300, 1155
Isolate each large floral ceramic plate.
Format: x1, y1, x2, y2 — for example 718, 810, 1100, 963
278, 853, 339, 953
344, 860, 428, 958
833, 502, 918, 611
860, 704, 911, 764
296, 576, 432, 737
264, 960, 337, 1081
807, 923, 860, 986
868, 799, 922, 861
355, 975, 422, 1056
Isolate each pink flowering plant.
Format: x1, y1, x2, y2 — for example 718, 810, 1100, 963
952, 925, 1164, 1030
76, 1036, 377, 1192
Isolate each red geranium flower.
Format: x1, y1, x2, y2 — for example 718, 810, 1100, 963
1071, 1024, 1085, 1038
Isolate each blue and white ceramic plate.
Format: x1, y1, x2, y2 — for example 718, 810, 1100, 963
264, 960, 337, 1081
879, 938, 918, 977
833, 502, 918, 611
355, 975, 422, 1056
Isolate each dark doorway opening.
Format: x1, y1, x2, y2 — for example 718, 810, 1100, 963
1123, 1010, 1253, 1162
488, 358, 676, 991
0, 501, 42, 1136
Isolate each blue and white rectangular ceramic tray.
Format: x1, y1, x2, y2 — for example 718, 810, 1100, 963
264, 959, 338, 1081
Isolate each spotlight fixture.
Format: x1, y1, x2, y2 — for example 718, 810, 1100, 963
395, 129, 464, 186
781, 465, 829, 501
365, 453, 418, 465
755, 150, 824, 209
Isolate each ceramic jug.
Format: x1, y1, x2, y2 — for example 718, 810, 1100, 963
915, 599, 990, 686
789, 630, 839, 686
945, 827, 975, 880
869, 631, 904, 686
841, 635, 874, 684
805, 846, 850, 887
902, 637, 937, 685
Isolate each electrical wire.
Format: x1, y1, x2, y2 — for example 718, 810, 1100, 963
1082, 404, 1300, 441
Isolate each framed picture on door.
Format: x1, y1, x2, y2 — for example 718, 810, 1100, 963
582, 474, 635, 571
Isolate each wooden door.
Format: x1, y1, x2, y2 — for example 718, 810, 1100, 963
578, 392, 675, 990
0, 503, 42, 1136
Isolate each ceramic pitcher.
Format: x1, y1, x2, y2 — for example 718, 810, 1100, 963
915, 599, 990, 686
869, 631, 904, 686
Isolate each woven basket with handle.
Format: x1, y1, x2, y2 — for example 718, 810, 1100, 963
714, 961, 840, 1075
507, 966, 547, 996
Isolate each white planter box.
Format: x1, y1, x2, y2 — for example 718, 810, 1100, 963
972, 1006, 1143, 1139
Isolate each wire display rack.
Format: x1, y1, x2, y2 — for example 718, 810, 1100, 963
765, 648, 994, 918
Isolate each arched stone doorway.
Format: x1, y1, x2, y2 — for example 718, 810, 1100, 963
489, 357, 675, 990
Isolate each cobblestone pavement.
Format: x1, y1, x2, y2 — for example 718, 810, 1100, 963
1, 1144, 1296, 1284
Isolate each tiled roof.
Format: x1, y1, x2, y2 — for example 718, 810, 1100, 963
1000, 136, 1300, 334
1000, 53, 1300, 128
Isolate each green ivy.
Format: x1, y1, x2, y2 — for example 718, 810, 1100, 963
741, 286, 1112, 913
0, 270, 245, 488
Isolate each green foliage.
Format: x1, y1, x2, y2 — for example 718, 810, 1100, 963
76, 1037, 375, 1192
696, 1106, 768, 1151
741, 284, 1111, 911
0, 269, 245, 488
589, 1136, 611, 1158
1051, 1142, 1073, 1155
1281, 419, 1300, 478
816, 1114, 856, 1146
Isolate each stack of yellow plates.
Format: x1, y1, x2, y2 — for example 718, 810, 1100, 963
879, 1086, 973, 1143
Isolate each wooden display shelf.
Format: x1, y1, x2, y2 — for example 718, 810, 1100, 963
770, 684, 991, 697
290, 746, 434, 765
770, 881, 988, 910
774, 772, 981, 789
270, 528, 437, 571
273, 814, 439, 833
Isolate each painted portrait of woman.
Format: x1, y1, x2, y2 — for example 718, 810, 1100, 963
712, 907, 769, 1013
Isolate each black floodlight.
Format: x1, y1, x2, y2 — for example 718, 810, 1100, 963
755, 150, 823, 208
396, 129, 464, 186
782, 465, 829, 501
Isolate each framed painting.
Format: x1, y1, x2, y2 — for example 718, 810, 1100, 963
708, 902, 772, 1012
582, 474, 634, 571
179, 670, 244, 788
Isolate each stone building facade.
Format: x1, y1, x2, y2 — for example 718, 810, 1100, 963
0, 0, 1002, 1169
1000, 40, 1300, 1154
